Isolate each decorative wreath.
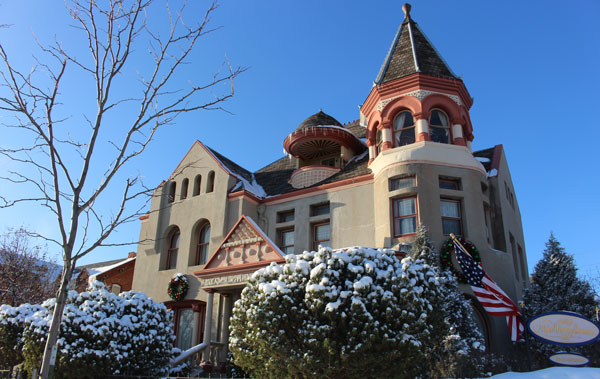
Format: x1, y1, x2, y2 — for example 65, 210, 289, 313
440, 237, 482, 284
168, 273, 189, 301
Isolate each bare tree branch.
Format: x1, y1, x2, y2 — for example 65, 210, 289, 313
0, 1, 244, 377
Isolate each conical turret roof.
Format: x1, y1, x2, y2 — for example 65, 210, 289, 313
296, 110, 343, 131
375, 3, 458, 84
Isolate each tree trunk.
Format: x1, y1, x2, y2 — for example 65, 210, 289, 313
39, 259, 72, 379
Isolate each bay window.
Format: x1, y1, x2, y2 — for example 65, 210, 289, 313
392, 197, 417, 236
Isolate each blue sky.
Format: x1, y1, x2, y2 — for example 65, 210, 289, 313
0, 1, 599, 285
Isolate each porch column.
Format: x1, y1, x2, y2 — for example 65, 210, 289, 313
219, 293, 233, 363
191, 303, 202, 346
203, 289, 215, 361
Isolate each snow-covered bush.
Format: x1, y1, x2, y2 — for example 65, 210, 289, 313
410, 225, 485, 378
522, 234, 600, 368
0, 303, 41, 368
229, 246, 442, 379
20, 282, 175, 378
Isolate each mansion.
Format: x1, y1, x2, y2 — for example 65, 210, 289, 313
131, 3, 528, 363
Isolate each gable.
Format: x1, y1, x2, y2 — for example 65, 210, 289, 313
196, 215, 285, 277
167, 140, 232, 181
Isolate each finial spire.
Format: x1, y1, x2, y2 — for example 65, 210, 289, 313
402, 3, 412, 20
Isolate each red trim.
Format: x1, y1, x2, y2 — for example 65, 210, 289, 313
312, 221, 331, 251
195, 260, 285, 277
283, 126, 366, 159
195, 215, 286, 278
453, 137, 466, 146
441, 198, 463, 236
227, 173, 374, 204
361, 73, 473, 121
166, 229, 180, 270
490, 144, 503, 176
416, 132, 430, 142
228, 190, 261, 204
391, 196, 418, 238
278, 227, 295, 254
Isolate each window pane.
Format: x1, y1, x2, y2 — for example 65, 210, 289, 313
176, 309, 194, 351
315, 224, 330, 241
283, 246, 295, 254
390, 177, 415, 191
394, 216, 416, 235
439, 179, 459, 190
200, 225, 210, 243
282, 230, 294, 246
430, 126, 449, 143
394, 198, 415, 217
441, 201, 459, 217
430, 110, 448, 126
394, 111, 414, 130
395, 128, 415, 146
170, 232, 180, 249
312, 203, 330, 216
168, 251, 177, 269
198, 245, 208, 265
319, 240, 331, 249
442, 218, 461, 236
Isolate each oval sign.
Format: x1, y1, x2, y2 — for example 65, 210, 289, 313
527, 312, 600, 346
549, 352, 590, 367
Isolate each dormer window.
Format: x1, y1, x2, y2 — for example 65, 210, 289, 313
393, 111, 415, 147
429, 109, 450, 144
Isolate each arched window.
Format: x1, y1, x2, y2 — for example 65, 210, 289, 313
167, 181, 176, 203
193, 175, 201, 196
167, 228, 180, 269
393, 111, 415, 147
196, 223, 211, 265
429, 109, 450, 144
376, 129, 383, 155
206, 171, 215, 193
180, 178, 189, 200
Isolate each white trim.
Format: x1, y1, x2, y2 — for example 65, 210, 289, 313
370, 141, 486, 177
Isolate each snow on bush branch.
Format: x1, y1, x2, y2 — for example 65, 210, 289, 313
230, 246, 446, 378
0, 282, 175, 378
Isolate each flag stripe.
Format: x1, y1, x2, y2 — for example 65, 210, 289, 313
453, 239, 524, 341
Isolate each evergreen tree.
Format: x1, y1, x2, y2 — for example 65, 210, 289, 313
410, 225, 485, 378
522, 233, 599, 368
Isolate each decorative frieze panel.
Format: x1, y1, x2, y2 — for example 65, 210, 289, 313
376, 89, 462, 111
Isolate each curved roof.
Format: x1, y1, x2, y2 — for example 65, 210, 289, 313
296, 110, 343, 131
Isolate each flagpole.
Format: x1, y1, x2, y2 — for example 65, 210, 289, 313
449, 233, 474, 259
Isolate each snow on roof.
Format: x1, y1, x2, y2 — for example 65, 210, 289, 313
87, 257, 135, 284
487, 168, 498, 178
205, 146, 268, 198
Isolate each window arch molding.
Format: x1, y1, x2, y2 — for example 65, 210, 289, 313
420, 94, 462, 127
365, 110, 382, 150
164, 226, 181, 270
380, 95, 422, 123
189, 219, 211, 266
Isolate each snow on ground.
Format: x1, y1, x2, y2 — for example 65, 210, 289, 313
483, 367, 600, 379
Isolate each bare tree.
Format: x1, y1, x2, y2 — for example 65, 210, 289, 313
0, 227, 58, 306
0, 0, 244, 377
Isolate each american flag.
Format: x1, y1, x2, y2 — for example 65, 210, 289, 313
453, 238, 524, 342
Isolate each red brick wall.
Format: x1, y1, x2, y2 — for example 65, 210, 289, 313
97, 259, 136, 292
